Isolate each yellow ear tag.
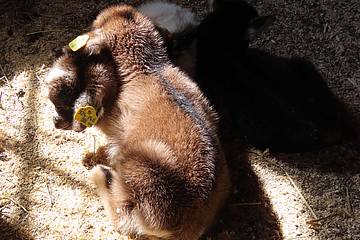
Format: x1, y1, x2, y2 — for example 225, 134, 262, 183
68, 34, 89, 52
74, 105, 98, 128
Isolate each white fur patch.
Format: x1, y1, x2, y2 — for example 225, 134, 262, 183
138, 1, 199, 34
107, 142, 120, 162
89, 165, 108, 188
45, 67, 68, 84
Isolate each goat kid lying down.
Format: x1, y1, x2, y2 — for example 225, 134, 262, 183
46, 4, 231, 240
146, 0, 353, 152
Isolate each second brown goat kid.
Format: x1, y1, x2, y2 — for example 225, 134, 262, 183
46, 4, 231, 240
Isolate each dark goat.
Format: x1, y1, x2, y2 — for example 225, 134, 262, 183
192, 0, 353, 152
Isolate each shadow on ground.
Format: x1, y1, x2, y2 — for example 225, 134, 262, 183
274, 142, 360, 175
0, 69, 94, 236
205, 142, 283, 239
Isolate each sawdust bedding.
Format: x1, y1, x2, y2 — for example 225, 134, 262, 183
0, 0, 359, 239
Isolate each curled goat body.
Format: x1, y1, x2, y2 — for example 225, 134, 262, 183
46, 4, 230, 240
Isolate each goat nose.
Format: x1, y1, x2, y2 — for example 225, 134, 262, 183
53, 115, 64, 129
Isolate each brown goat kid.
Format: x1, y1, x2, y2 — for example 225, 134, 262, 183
46, 5, 231, 240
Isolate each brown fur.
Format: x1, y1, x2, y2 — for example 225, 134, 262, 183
46, 49, 119, 132
47, 4, 231, 239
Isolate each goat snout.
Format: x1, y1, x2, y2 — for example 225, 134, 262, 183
53, 115, 72, 130
72, 120, 87, 132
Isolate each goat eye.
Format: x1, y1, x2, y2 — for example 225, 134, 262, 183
59, 86, 71, 99
59, 88, 68, 99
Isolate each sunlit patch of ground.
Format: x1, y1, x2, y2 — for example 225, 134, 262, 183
250, 150, 359, 240
0, 66, 123, 239
252, 158, 318, 239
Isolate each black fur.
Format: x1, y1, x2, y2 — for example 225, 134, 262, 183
100, 166, 113, 189
194, 0, 353, 152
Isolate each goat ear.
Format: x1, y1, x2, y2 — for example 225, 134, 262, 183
75, 30, 108, 56
247, 15, 275, 41
62, 45, 73, 55
82, 35, 107, 56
